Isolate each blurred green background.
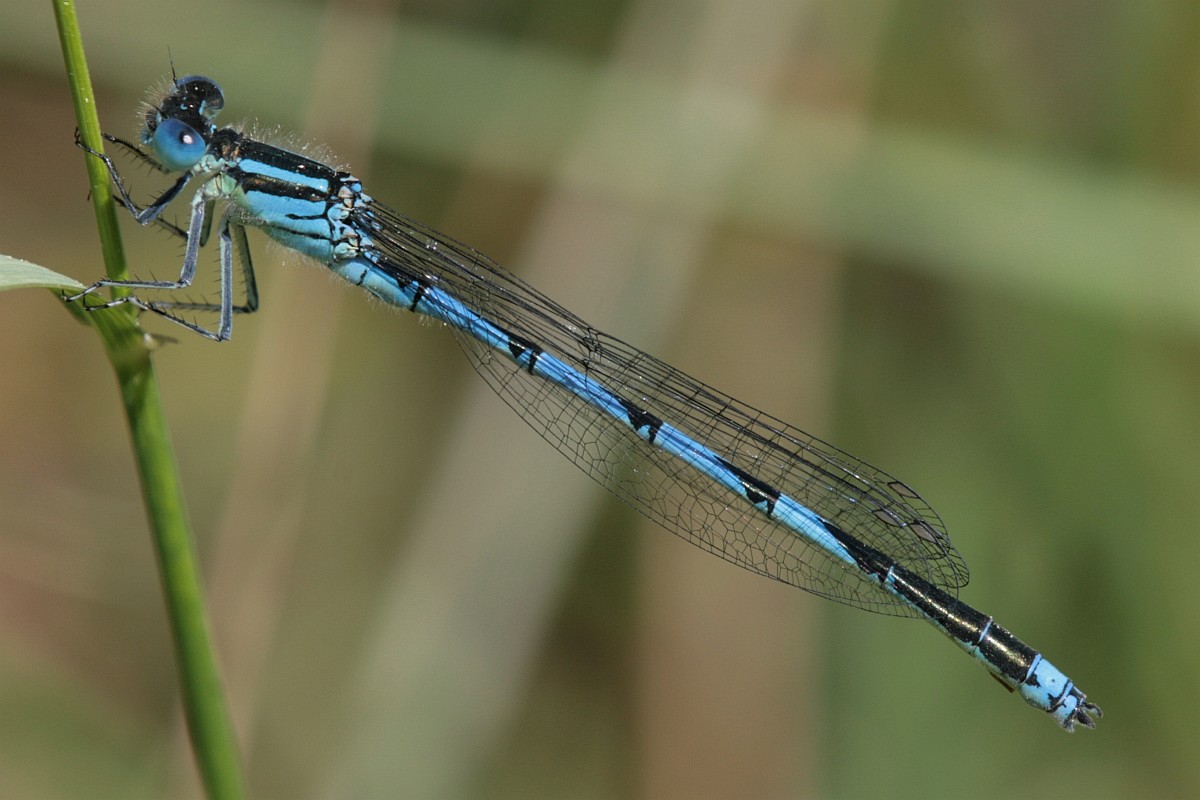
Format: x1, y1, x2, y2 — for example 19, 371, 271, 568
1, 1, 1195, 797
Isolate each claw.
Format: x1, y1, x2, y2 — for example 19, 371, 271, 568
1068, 699, 1103, 731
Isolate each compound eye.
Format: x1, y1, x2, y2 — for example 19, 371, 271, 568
152, 117, 207, 171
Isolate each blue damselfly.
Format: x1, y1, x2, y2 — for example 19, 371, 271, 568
69, 74, 1101, 731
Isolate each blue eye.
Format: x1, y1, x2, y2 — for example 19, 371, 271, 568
153, 117, 207, 171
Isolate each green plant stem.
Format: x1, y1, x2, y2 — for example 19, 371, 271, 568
52, 3, 246, 798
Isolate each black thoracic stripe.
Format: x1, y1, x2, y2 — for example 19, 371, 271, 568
234, 171, 330, 203
616, 397, 662, 443
236, 139, 340, 177
716, 457, 780, 516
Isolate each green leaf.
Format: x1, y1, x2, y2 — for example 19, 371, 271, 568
0, 254, 84, 292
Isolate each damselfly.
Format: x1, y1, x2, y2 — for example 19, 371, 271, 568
69, 74, 1101, 731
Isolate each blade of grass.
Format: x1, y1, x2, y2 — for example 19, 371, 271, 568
51, 3, 246, 798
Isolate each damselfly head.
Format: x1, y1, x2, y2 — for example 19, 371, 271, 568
139, 75, 224, 172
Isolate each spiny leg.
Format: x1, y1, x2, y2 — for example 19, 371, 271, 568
138, 214, 260, 341
74, 130, 193, 225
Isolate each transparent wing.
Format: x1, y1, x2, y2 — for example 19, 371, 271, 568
362, 204, 968, 616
